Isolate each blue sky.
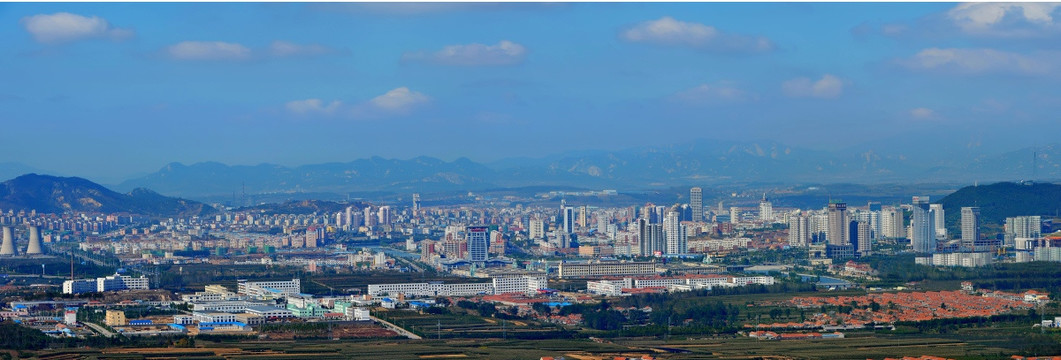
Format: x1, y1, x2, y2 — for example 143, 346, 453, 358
2, 2, 1061, 182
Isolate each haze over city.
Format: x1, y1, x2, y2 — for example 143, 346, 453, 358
5, 2, 1061, 360
4, 2, 1061, 183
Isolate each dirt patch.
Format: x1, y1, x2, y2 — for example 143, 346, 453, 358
418, 354, 468, 359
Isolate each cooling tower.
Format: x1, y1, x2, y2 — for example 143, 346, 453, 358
0, 226, 15, 256
26, 226, 43, 255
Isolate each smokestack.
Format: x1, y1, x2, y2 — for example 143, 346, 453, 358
26, 226, 43, 255
0, 226, 15, 256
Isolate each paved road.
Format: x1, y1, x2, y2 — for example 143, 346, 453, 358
84, 322, 115, 338
371, 315, 422, 340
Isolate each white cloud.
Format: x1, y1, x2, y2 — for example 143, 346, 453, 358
672, 83, 755, 104
899, 47, 1053, 75
284, 87, 431, 119
910, 107, 936, 119
403, 41, 526, 66
621, 16, 773, 53
269, 41, 336, 57
781, 74, 844, 99
947, 3, 1061, 37
21, 12, 133, 44
166, 41, 252, 61
285, 99, 342, 115
369, 87, 430, 112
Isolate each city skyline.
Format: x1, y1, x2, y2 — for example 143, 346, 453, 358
4, 3, 1061, 182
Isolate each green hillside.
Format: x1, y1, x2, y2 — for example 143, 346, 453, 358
937, 182, 1061, 232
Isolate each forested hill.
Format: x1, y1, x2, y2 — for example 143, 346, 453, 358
937, 182, 1061, 228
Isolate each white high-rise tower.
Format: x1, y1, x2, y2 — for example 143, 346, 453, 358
911, 196, 936, 253
663, 211, 686, 255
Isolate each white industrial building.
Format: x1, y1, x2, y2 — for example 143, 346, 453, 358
245, 305, 295, 319
237, 279, 301, 298
192, 312, 238, 323
557, 261, 657, 278
62, 274, 149, 294
368, 282, 495, 297
587, 275, 776, 296
491, 275, 547, 294
190, 300, 281, 313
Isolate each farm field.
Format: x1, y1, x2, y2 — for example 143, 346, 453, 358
374, 308, 567, 340
29, 329, 1060, 360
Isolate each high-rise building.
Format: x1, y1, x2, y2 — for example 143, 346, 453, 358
881, 207, 904, 239
363, 207, 377, 227
638, 218, 664, 256
1006, 216, 1042, 239
930, 204, 946, 239
578, 206, 588, 229
344, 206, 354, 231
377, 206, 392, 225
911, 196, 936, 253
663, 211, 686, 255
809, 213, 828, 243
827, 201, 849, 246
412, 193, 421, 214
596, 211, 609, 233
759, 194, 773, 222
466, 226, 489, 262
562, 207, 574, 234
856, 210, 881, 240
729, 207, 740, 224
960, 207, 980, 251
1005, 216, 1042, 249
788, 214, 809, 247
690, 187, 703, 222
529, 218, 545, 239
853, 221, 872, 256
867, 201, 882, 212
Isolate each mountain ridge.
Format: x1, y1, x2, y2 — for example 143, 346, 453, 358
0, 174, 216, 217
107, 140, 1061, 199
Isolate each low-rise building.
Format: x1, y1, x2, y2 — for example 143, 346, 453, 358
192, 312, 237, 323
173, 315, 193, 325
244, 305, 295, 319
491, 274, 547, 294
368, 282, 494, 297
105, 310, 126, 326
557, 261, 657, 279
62, 274, 150, 294
234, 313, 264, 326
237, 279, 301, 299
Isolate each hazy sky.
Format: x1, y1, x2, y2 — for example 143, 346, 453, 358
2, 2, 1061, 181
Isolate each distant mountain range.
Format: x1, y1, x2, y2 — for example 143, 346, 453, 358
0, 174, 215, 217
109, 140, 1061, 199
239, 200, 366, 215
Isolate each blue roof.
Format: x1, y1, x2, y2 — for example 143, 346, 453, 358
129, 320, 153, 325
199, 321, 247, 327
169, 324, 186, 330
